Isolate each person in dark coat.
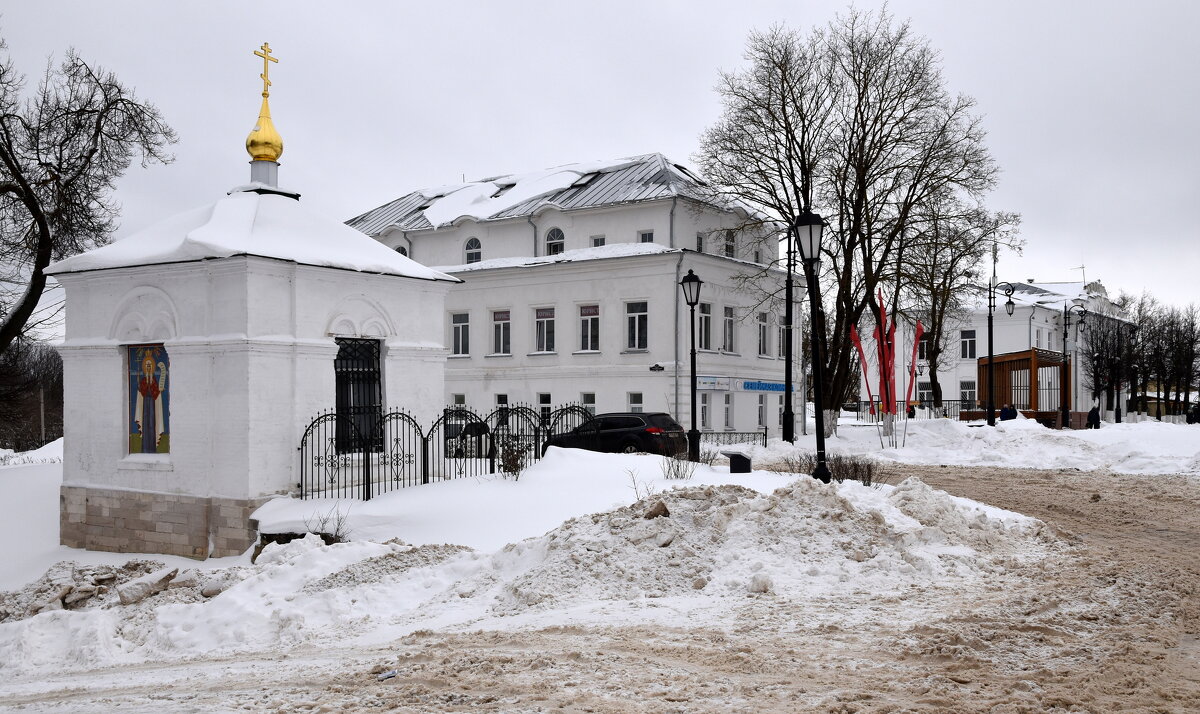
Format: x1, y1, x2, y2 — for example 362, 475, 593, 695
1087, 405, 1101, 429
999, 404, 1018, 421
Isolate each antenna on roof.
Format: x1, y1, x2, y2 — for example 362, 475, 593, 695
1072, 264, 1086, 284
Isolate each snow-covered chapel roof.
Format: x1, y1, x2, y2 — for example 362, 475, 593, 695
346, 153, 726, 235
46, 187, 458, 281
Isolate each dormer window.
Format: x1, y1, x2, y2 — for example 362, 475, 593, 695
545, 227, 565, 255
395, 245, 408, 257
464, 237, 481, 264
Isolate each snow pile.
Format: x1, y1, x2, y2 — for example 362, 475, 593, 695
749, 418, 1200, 474
0, 475, 1051, 676
0, 437, 62, 467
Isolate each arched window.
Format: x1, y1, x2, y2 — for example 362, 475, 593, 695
395, 245, 408, 257
545, 228, 565, 255
464, 237, 481, 264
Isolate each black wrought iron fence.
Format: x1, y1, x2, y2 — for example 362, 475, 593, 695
698, 429, 768, 448
299, 404, 591, 500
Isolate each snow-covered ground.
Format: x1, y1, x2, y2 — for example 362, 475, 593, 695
0, 418, 1197, 700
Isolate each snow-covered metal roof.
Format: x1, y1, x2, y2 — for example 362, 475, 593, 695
346, 153, 722, 236
47, 187, 459, 281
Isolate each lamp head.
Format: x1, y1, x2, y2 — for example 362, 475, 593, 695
793, 209, 825, 262
679, 269, 703, 307
1005, 298, 1015, 316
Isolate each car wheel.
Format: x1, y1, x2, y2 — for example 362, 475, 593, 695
621, 443, 639, 454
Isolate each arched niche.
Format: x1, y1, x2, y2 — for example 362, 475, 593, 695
324, 295, 397, 338
109, 286, 181, 343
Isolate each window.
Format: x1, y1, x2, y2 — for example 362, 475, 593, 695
127, 344, 171, 454
639, 230, 654, 243
753, 249, 761, 263
496, 393, 508, 408
778, 395, 784, 426
757, 394, 766, 428
579, 305, 600, 351
723, 230, 736, 258
698, 303, 712, 350
960, 329, 977, 359
492, 310, 511, 355
333, 338, 382, 452
464, 237, 481, 264
696, 233, 705, 253
778, 318, 788, 358
722, 306, 736, 352
757, 312, 771, 356
917, 381, 934, 403
535, 307, 556, 352
626, 301, 648, 350
700, 392, 710, 429
918, 335, 931, 361
545, 227, 565, 255
960, 380, 977, 405
1035, 329, 1042, 349
395, 245, 408, 257
591, 234, 605, 247
451, 313, 470, 356
628, 392, 643, 412
538, 393, 552, 424
724, 393, 734, 429
452, 393, 466, 406
581, 392, 596, 415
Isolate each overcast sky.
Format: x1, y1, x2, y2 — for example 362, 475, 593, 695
4, 1, 1197, 307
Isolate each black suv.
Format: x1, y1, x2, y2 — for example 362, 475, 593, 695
543, 412, 687, 456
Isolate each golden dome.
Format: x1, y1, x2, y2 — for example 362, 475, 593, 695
246, 96, 283, 162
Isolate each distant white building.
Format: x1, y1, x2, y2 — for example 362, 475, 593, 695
858, 280, 1131, 422
348, 154, 798, 435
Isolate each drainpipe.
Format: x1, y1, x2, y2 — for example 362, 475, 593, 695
527, 215, 538, 256
668, 196, 678, 249
1028, 306, 1037, 349
674, 251, 685, 420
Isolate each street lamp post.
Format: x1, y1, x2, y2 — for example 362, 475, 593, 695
794, 209, 830, 483
986, 277, 1016, 426
781, 225, 797, 443
679, 269, 703, 461
1060, 299, 1086, 429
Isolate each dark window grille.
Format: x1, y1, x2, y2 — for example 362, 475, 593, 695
334, 338, 383, 452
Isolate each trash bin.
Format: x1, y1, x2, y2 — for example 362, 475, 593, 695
721, 450, 751, 474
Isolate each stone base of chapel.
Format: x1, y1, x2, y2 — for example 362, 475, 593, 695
59, 486, 272, 559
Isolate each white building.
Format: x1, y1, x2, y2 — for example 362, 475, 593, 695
47, 58, 456, 558
348, 154, 799, 436
859, 279, 1130, 423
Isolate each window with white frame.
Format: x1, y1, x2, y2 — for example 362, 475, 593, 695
698, 303, 712, 350
591, 234, 605, 247
722, 306, 736, 352
395, 245, 408, 257
724, 393, 734, 429
778, 395, 784, 426
545, 227, 565, 255
757, 312, 771, 356
777, 318, 788, 358
753, 249, 762, 263
723, 230, 735, 258
628, 392, 643, 412
579, 305, 599, 351
492, 310, 511, 355
638, 230, 654, 244
452, 393, 466, 406
626, 301, 648, 350
464, 237, 481, 264
581, 392, 596, 415
960, 329, 977, 359
918, 335, 931, 361
534, 307, 555, 352
700, 392, 710, 429
917, 381, 934, 403
696, 233, 705, 253
538, 393, 552, 424
451, 313, 469, 355
1035, 329, 1042, 348
757, 394, 766, 428
960, 380, 977, 405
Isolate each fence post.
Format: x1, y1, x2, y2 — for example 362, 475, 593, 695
421, 435, 430, 485
362, 430, 372, 501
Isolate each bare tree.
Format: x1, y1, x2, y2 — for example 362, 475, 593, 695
0, 40, 176, 354
898, 196, 1019, 408
696, 8, 998, 435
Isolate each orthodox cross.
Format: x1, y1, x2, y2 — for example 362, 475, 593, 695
254, 43, 278, 97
